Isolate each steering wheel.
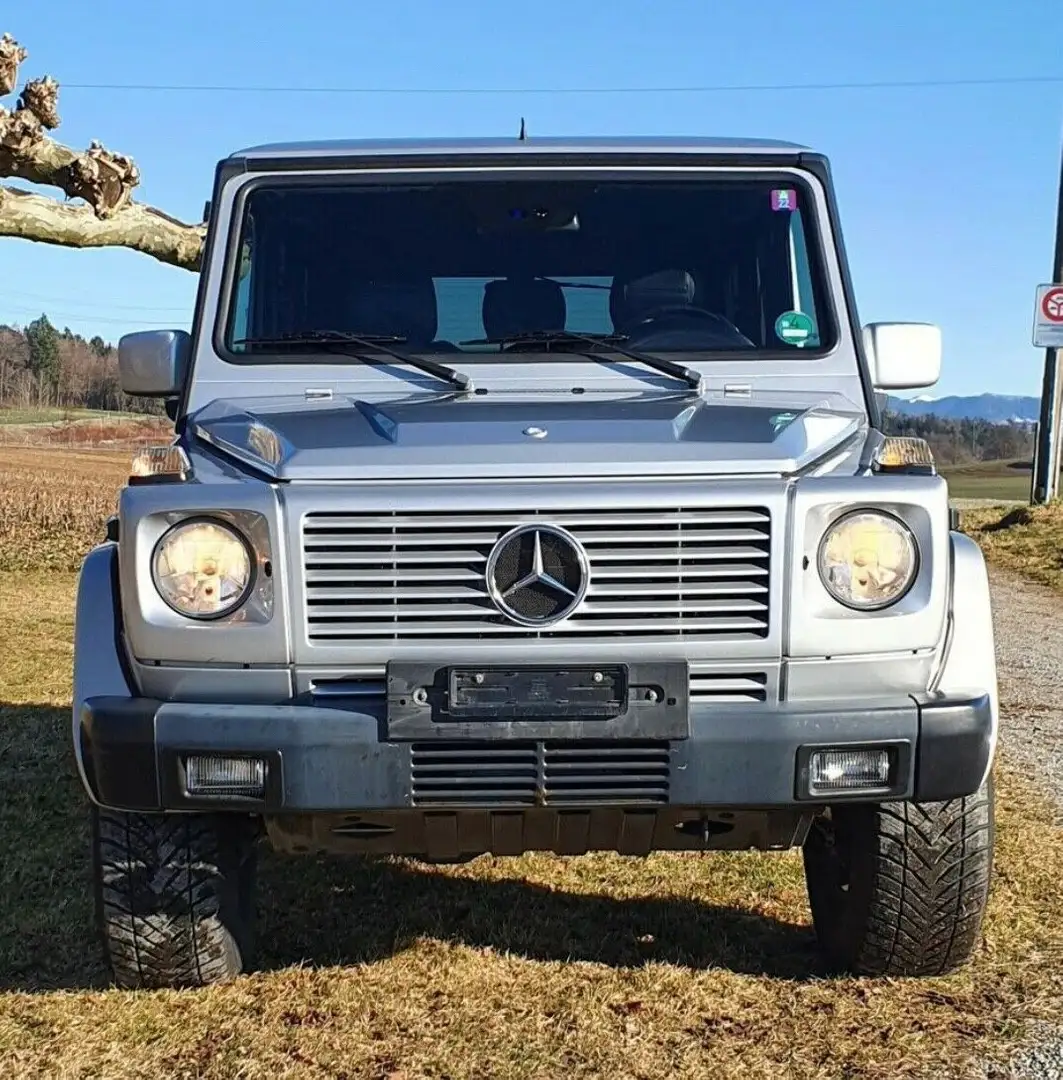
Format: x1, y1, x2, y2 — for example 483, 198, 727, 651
629, 305, 728, 330
626, 305, 753, 348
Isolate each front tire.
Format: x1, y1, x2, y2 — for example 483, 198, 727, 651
92, 807, 259, 989
802, 773, 994, 977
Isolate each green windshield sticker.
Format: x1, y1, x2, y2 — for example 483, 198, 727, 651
774, 310, 815, 345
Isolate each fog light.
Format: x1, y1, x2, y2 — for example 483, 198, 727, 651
186, 755, 266, 798
809, 749, 890, 795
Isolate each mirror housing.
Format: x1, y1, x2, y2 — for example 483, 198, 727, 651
118, 329, 191, 397
862, 322, 941, 391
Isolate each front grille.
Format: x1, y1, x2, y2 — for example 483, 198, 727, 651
410, 741, 671, 807
302, 506, 771, 642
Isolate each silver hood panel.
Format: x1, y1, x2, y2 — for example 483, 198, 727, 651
190, 389, 866, 481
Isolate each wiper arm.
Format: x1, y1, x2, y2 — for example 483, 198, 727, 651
234, 330, 473, 391
467, 329, 703, 392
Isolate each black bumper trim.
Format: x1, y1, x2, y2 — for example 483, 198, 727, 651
77, 692, 993, 813
914, 692, 994, 802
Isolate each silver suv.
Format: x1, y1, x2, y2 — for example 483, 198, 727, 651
74, 136, 998, 989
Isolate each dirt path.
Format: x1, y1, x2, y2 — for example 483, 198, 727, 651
987, 566, 1063, 1079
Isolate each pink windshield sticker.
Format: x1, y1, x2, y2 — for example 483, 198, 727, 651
771, 188, 797, 212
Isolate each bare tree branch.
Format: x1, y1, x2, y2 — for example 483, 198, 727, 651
0, 185, 205, 269
0, 34, 26, 97
0, 32, 203, 269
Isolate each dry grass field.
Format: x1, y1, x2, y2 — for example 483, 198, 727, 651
959, 502, 1063, 597
1, 446, 1062, 1078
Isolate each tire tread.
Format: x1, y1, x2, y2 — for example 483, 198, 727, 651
93, 808, 256, 989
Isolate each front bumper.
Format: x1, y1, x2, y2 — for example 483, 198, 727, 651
77, 691, 993, 814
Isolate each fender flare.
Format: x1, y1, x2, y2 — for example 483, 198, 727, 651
931, 531, 999, 787
72, 543, 136, 804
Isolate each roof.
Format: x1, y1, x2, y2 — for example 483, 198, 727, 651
229, 135, 813, 161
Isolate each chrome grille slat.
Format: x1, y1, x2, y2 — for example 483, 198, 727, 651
307, 509, 771, 529
302, 506, 771, 642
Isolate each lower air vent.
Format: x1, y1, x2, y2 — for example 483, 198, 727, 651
689, 670, 768, 703
411, 744, 538, 806
543, 741, 670, 806
410, 741, 671, 808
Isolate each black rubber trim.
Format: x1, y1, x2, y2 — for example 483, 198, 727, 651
80, 696, 161, 810
913, 692, 993, 802
209, 165, 841, 369
232, 149, 808, 174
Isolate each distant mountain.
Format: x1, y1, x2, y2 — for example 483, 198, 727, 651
885, 393, 1041, 424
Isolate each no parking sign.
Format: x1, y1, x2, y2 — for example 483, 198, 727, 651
1033, 283, 1063, 346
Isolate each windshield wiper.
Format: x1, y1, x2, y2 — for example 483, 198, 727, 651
234, 330, 473, 391
466, 329, 703, 392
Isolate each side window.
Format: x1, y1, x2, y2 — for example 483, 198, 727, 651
230, 217, 254, 347
789, 209, 820, 348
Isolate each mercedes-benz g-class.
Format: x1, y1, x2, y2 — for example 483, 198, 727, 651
73, 136, 998, 989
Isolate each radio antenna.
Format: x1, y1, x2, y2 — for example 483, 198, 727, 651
518, 117, 526, 141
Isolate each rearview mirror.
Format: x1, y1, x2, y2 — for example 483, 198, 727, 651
118, 329, 191, 397
862, 322, 941, 391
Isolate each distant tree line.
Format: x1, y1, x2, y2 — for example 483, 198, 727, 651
0, 314, 162, 414
881, 409, 1034, 465
0, 316, 1041, 467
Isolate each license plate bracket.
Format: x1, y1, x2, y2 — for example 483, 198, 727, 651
385, 661, 689, 741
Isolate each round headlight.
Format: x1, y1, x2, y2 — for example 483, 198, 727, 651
817, 510, 918, 611
152, 519, 254, 619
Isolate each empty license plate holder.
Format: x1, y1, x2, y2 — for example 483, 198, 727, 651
385, 661, 689, 741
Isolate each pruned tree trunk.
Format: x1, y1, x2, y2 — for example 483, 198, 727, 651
0, 32, 204, 271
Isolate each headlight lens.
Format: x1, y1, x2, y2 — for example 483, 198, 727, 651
817, 510, 918, 610
152, 519, 254, 619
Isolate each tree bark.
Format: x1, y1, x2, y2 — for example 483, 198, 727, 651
0, 184, 205, 270
0, 32, 204, 270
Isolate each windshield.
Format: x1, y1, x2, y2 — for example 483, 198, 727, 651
223, 176, 836, 361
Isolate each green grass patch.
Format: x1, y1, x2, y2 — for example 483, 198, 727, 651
941, 459, 1032, 501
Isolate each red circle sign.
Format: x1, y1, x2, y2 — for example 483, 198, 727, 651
1042, 286, 1063, 322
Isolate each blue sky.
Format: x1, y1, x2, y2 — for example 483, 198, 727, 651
0, 0, 1060, 398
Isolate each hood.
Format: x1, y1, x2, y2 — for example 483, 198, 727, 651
189, 389, 867, 481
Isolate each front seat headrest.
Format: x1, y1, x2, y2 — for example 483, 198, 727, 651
482, 277, 567, 340
611, 269, 697, 330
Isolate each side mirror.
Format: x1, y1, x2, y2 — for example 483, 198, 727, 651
118, 329, 191, 397
862, 322, 941, 391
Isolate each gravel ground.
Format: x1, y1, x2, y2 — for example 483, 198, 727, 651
982, 566, 1063, 1080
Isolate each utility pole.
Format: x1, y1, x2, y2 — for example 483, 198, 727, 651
1032, 139, 1063, 504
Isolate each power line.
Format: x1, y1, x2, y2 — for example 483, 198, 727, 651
1, 302, 183, 328
1, 288, 189, 314
22, 73, 1063, 96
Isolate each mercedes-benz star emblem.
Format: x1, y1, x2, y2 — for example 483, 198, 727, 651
485, 524, 589, 627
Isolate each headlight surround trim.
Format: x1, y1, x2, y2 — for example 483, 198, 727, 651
816, 507, 920, 613
150, 515, 258, 622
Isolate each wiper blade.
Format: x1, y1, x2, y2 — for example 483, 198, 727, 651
234, 331, 473, 391
468, 329, 703, 392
